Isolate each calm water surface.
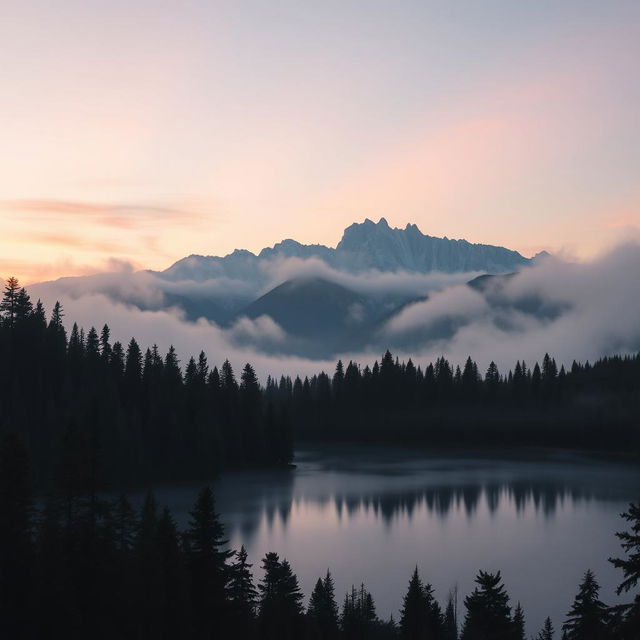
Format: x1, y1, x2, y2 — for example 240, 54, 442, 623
145, 446, 640, 635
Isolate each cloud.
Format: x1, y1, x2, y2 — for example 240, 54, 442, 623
29, 291, 335, 381
226, 315, 288, 349
260, 255, 480, 298
14, 231, 126, 254
25, 242, 640, 380
32, 253, 478, 319
1, 199, 205, 224
380, 243, 640, 372
382, 285, 489, 343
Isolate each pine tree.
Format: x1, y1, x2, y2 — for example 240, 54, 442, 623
610, 503, 640, 594
228, 545, 258, 637
164, 345, 182, 386
461, 571, 513, 640
221, 359, 237, 391
124, 338, 142, 385
33, 299, 46, 328
196, 351, 209, 384
443, 595, 458, 640
542, 353, 558, 381
258, 552, 304, 640
185, 356, 198, 387
512, 602, 525, 640
485, 361, 500, 383
240, 363, 263, 462
110, 341, 125, 378
609, 502, 640, 637
562, 570, 608, 640
536, 617, 554, 640
49, 300, 64, 328
85, 326, 100, 361
0, 276, 20, 326
185, 487, 233, 638
68, 322, 84, 365
333, 360, 345, 399
307, 570, 339, 639
400, 567, 430, 639
341, 583, 378, 640
14, 288, 33, 322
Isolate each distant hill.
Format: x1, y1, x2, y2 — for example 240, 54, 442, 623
235, 277, 377, 357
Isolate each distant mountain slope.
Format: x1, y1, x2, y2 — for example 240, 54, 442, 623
163, 218, 531, 282
236, 277, 374, 357
240, 277, 362, 333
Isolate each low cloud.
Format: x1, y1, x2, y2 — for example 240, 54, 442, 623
226, 315, 288, 349
23, 242, 640, 379
260, 255, 480, 298
380, 243, 640, 372
29, 291, 335, 380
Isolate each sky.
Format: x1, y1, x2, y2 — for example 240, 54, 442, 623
2, 0, 640, 284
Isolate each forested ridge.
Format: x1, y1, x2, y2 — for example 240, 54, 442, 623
0, 277, 294, 488
1, 435, 639, 639
1, 277, 639, 489
267, 348, 640, 451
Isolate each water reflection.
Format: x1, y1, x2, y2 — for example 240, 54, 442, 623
213, 448, 640, 540
144, 447, 640, 634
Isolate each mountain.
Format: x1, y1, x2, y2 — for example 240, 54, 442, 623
236, 277, 377, 357
162, 218, 531, 283
334, 218, 530, 272
29, 218, 539, 359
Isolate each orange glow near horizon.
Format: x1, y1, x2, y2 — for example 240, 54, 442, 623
1, 2, 639, 284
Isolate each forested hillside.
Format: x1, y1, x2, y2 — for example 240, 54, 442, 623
0, 277, 293, 488
1, 277, 638, 490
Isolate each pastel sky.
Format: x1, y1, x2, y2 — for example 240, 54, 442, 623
2, 0, 639, 283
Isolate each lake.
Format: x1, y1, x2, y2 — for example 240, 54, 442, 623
143, 446, 640, 635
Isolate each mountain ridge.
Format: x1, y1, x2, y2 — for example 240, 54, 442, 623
163, 218, 532, 282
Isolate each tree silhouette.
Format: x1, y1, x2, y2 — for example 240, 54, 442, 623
307, 569, 340, 639
609, 502, 640, 637
461, 571, 513, 640
443, 595, 458, 640
185, 487, 233, 638
399, 567, 443, 639
562, 570, 608, 640
512, 602, 525, 640
341, 583, 378, 640
0, 276, 20, 326
228, 545, 258, 637
258, 552, 304, 640
536, 617, 554, 640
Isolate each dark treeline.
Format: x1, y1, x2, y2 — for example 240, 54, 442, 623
1, 277, 639, 490
0, 278, 293, 488
1, 437, 639, 639
269, 351, 640, 452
